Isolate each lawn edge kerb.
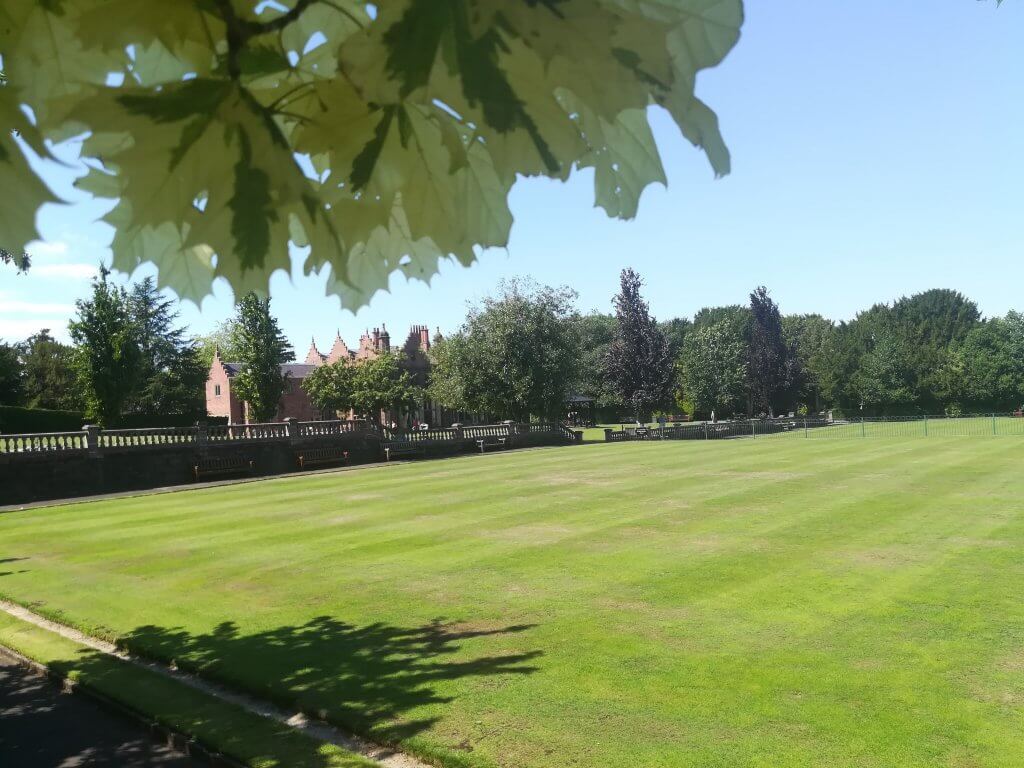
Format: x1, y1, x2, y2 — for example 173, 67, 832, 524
0, 596, 485, 768
0, 609, 380, 768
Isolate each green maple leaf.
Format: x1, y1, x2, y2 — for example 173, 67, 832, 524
2, 0, 750, 307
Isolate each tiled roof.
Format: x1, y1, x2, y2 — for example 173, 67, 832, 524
281, 364, 319, 378
220, 362, 318, 378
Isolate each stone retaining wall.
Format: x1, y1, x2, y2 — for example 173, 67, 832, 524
0, 420, 578, 505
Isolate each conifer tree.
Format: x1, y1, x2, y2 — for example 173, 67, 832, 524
230, 294, 294, 422
603, 269, 673, 420
747, 286, 793, 417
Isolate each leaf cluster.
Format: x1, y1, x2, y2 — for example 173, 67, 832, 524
0, 0, 740, 307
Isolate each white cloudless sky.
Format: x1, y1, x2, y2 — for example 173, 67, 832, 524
2, 1, 1021, 351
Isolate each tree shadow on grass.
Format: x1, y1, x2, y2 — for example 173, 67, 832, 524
117, 617, 541, 746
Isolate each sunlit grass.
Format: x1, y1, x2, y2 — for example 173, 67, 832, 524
2, 439, 1023, 767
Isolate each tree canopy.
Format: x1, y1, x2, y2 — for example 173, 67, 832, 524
677, 321, 747, 419
603, 268, 674, 418
1, 0, 741, 307
350, 352, 420, 423
18, 330, 83, 412
0, 342, 23, 405
126, 278, 207, 418
68, 268, 143, 425
229, 293, 294, 422
429, 280, 580, 421
746, 286, 795, 417
302, 359, 355, 416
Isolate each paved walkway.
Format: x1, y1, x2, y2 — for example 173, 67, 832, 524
0, 653, 202, 767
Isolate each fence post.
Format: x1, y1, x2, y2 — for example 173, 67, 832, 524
992, 413, 997, 436
861, 417, 866, 438
751, 420, 756, 439
804, 418, 808, 438
924, 414, 928, 437
703, 422, 708, 440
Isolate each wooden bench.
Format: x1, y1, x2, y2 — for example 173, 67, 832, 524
193, 456, 255, 482
476, 436, 508, 453
296, 447, 349, 470
384, 441, 425, 461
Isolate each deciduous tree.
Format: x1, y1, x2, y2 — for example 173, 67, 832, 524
0, 342, 23, 405
942, 312, 1024, 413
852, 329, 918, 414
302, 361, 356, 417
19, 330, 83, 411
677, 322, 747, 419
196, 320, 243, 369
573, 313, 623, 420
69, 268, 142, 425
783, 314, 840, 413
430, 280, 580, 421
351, 353, 420, 424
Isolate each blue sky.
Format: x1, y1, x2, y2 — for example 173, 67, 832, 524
2, 1, 1021, 353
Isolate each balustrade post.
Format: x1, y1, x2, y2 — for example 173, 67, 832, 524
83, 424, 102, 457
284, 417, 300, 443
196, 421, 208, 449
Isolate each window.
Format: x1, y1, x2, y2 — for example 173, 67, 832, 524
214, 384, 221, 397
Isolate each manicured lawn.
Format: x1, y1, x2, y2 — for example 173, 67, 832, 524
2, 439, 1024, 767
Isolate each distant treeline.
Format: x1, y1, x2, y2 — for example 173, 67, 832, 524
576, 287, 1024, 420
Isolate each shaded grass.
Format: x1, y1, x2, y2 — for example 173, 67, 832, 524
0, 612, 376, 768
2, 439, 1024, 767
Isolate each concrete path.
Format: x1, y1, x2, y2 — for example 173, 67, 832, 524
0, 652, 202, 767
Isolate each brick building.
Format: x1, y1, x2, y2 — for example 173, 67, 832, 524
206, 324, 448, 425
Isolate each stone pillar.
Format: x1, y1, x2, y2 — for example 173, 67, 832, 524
284, 417, 299, 442
195, 421, 209, 456
83, 424, 102, 457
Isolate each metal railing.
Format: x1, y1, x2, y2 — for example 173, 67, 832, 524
756, 414, 1024, 439
604, 414, 1024, 442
